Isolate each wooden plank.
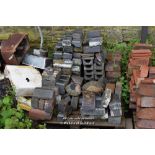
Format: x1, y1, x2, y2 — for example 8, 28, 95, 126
46, 116, 126, 128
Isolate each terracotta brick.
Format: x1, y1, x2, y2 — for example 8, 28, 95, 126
149, 67, 155, 74
136, 119, 155, 129
133, 43, 153, 50
138, 83, 155, 97
131, 76, 135, 84
137, 108, 155, 120
133, 69, 144, 86
129, 81, 135, 93
141, 97, 155, 107
130, 58, 149, 67
136, 96, 141, 107
105, 83, 115, 94
141, 78, 155, 84
131, 49, 152, 55
140, 65, 149, 78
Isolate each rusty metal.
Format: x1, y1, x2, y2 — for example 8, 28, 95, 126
1, 33, 30, 65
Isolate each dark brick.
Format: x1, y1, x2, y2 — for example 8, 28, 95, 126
71, 96, 79, 110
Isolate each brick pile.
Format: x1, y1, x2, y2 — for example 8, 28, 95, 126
127, 43, 155, 128
105, 52, 122, 81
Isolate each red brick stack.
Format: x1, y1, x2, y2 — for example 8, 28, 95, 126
128, 44, 152, 109
128, 43, 155, 128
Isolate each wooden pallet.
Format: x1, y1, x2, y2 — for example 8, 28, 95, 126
46, 111, 126, 129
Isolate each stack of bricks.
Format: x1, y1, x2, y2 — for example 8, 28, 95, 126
29, 67, 61, 120
128, 43, 152, 109
50, 30, 123, 125
105, 52, 122, 82
127, 43, 155, 128
82, 30, 105, 81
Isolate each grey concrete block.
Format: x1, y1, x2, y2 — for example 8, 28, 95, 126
33, 88, 55, 100
82, 57, 94, 65
84, 74, 94, 81
102, 88, 112, 108
84, 65, 94, 71
83, 46, 101, 53
108, 116, 122, 125
87, 30, 101, 38
63, 52, 73, 59
71, 96, 79, 110
22, 54, 52, 70
62, 37, 72, 46
63, 46, 73, 53
73, 58, 82, 66
89, 37, 103, 47
53, 52, 63, 59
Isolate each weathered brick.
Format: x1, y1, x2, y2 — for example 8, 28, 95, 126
87, 30, 101, 38
105, 62, 120, 72
141, 97, 155, 107
106, 71, 121, 79
108, 116, 121, 125
33, 88, 55, 99
137, 108, 155, 120
102, 88, 112, 108
140, 65, 149, 78
63, 52, 73, 60
138, 83, 155, 97
29, 109, 51, 120
136, 119, 155, 129
133, 43, 153, 50
89, 37, 103, 47
53, 52, 63, 59
83, 46, 101, 53
71, 96, 79, 110
71, 75, 83, 85
82, 91, 95, 110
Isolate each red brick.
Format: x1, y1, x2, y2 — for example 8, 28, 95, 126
149, 67, 155, 74
141, 97, 155, 107
133, 43, 152, 50
137, 108, 155, 120
129, 81, 135, 93
131, 76, 135, 84
136, 119, 155, 128
141, 78, 155, 84
130, 58, 150, 67
131, 49, 152, 55
29, 109, 51, 120
138, 83, 155, 97
140, 65, 149, 78
136, 96, 141, 107
133, 69, 144, 86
